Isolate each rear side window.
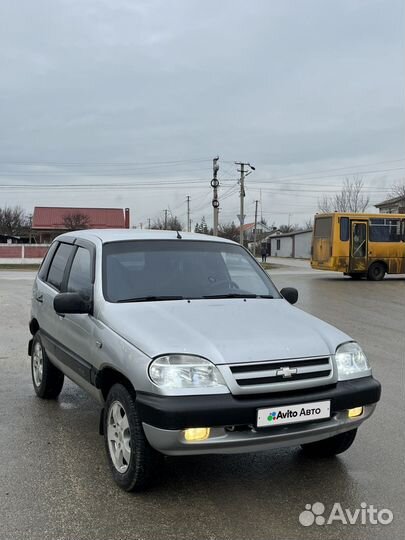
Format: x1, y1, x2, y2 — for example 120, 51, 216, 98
369, 218, 401, 242
67, 247, 92, 300
340, 217, 349, 241
314, 217, 332, 238
47, 243, 75, 290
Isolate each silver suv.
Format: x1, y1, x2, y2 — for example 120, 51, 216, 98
29, 230, 381, 491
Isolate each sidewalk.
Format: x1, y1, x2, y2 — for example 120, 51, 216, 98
267, 257, 311, 269
257, 256, 336, 276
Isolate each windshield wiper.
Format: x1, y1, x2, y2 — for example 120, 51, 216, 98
203, 293, 259, 299
202, 293, 274, 299
117, 295, 185, 303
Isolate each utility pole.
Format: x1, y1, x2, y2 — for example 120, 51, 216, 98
148, 218, 151, 229
164, 209, 168, 230
235, 161, 255, 246
253, 200, 259, 257
211, 156, 220, 235
186, 196, 191, 232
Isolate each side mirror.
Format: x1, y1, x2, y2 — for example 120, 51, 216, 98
280, 287, 298, 305
54, 292, 91, 314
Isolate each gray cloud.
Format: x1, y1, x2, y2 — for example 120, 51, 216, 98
0, 0, 404, 227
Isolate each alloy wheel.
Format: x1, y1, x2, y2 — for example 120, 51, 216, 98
107, 400, 131, 473
32, 342, 44, 387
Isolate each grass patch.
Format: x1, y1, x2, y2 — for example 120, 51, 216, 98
0, 264, 40, 271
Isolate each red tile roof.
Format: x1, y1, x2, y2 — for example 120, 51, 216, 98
32, 207, 129, 229
240, 222, 256, 232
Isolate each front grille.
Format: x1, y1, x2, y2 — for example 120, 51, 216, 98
229, 356, 332, 388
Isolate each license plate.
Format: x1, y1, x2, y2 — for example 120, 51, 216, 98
257, 400, 331, 428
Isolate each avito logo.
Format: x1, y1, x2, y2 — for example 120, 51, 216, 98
299, 502, 394, 527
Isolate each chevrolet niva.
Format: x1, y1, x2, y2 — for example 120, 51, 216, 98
29, 230, 381, 491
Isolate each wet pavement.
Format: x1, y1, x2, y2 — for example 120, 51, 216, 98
0, 268, 404, 540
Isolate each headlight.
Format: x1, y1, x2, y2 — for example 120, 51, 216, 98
149, 355, 228, 391
335, 342, 371, 380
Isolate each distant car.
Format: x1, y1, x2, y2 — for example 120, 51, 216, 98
29, 230, 381, 491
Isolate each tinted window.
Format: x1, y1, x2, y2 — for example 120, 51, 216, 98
67, 247, 92, 299
38, 242, 59, 281
102, 240, 279, 302
314, 217, 332, 238
369, 218, 401, 242
47, 243, 74, 290
340, 217, 349, 241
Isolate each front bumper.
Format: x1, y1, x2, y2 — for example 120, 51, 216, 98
138, 376, 381, 456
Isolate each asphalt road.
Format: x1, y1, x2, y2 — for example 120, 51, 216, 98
0, 267, 404, 540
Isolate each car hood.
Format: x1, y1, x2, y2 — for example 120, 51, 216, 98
100, 298, 351, 364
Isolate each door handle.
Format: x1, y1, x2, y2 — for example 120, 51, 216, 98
35, 295, 43, 303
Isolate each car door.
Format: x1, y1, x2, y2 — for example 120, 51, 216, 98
57, 240, 100, 397
36, 241, 76, 365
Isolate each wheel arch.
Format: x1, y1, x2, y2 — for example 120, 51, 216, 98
97, 366, 136, 402
29, 318, 40, 336
28, 319, 40, 356
369, 259, 388, 272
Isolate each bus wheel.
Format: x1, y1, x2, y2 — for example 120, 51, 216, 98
367, 262, 386, 281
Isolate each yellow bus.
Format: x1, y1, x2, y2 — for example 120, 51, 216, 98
311, 212, 405, 280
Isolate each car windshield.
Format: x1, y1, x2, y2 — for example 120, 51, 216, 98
102, 240, 280, 303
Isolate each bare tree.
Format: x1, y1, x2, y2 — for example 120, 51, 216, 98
218, 222, 239, 242
0, 205, 30, 236
318, 176, 370, 213
278, 224, 300, 233
63, 212, 91, 231
303, 218, 313, 230
389, 181, 405, 199
151, 215, 183, 231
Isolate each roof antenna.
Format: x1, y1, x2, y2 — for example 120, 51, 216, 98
176, 230, 182, 239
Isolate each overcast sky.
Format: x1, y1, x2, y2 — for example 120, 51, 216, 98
0, 0, 404, 228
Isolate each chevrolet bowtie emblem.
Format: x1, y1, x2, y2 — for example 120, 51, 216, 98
277, 366, 298, 378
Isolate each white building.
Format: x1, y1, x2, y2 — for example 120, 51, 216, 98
375, 195, 405, 214
269, 229, 313, 259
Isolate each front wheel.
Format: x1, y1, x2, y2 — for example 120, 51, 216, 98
31, 331, 64, 399
104, 383, 162, 491
367, 262, 386, 281
301, 429, 357, 458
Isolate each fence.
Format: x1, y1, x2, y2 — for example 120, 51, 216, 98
0, 244, 49, 264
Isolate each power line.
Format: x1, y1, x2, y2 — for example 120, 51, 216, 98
0, 157, 211, 167
247, 166, 405, 184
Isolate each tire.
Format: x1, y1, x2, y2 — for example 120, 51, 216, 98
367, 262, 386, 281
301, 429, 357, 458
31, 331, 64, 399
104, 383, 162, 491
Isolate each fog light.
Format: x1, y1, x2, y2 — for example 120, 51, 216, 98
183, 427, 211, 442
348, 407, 363, 418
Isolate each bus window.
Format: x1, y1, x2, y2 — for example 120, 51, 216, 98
340, 217, 349, 241
314, 217, 332, 237
369, 218, 401, 242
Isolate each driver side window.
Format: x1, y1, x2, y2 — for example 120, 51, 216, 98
67, 247, 92, 300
